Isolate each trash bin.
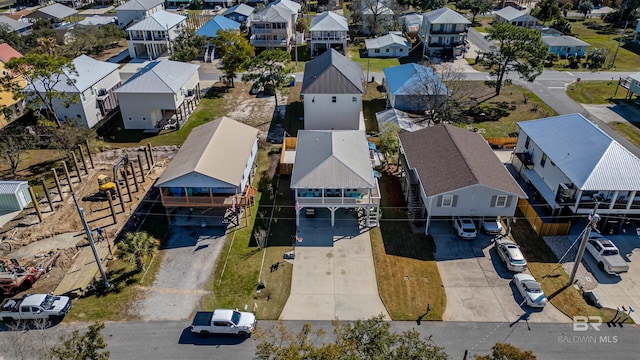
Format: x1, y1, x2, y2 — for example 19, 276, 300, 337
371, 76, 375, 83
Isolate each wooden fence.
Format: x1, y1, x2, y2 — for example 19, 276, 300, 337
279, 137, 297, 175
517, 199, 571, 236
485, 137, 518, 149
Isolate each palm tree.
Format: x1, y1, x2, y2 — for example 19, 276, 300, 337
118, 231, 159, 271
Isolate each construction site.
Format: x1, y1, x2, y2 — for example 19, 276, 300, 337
0, 144, 177, 299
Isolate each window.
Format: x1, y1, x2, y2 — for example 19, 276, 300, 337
442, 195, 453, 207
81, 92, 86, 102
374, 49, 380, 53
386, 48, 390, 52
399, 48, 403, 52
332, 96, 336, 103
540, 153, 547, 167
495, 195, 508, 207
352, 97, 357, 103
90, 87, 94, 95
524, 136, 530, 149
1, 69, 7, 76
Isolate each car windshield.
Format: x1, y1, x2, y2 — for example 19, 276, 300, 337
231, 310, 241, 325
463, 228, 475, 233
40, 295, 56, 310
523, 281, 542, 293
603, 250, 619, 256
511, 259, 526, 265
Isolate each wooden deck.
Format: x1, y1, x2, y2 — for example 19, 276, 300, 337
54, 241, 111, 297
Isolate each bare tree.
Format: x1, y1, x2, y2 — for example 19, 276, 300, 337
5, 318, 52, 360
0, 125, 36, 178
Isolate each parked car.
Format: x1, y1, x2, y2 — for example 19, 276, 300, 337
495, 238, 527, 272
190, 309, 256, 338
585, 233, 629, 275
15, 5, 27, 11
513, 274, 547, 308
213, 5, 222, 11
453, 216, 477, 240
1, 294, 72, 323
250, 82, 263, 95
481, 216, 503, 235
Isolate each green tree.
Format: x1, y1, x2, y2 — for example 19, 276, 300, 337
417, 0, 446, 11
0, 54, 78, 127
586, 47, 607, 68
561, 2, 573, 17
51, 322, 110, 360
531, 0, 562, 25
551, 18, 572, 34
578, 0, 594, 19
211, 30, 255, 87
0, 126, 36, 178
378, 122, 400, 156
118, 231, 160, 271
457, 0, 494, 24
170, 27, 207, 62
479, 23, 548, 95
242, 49, 292, 109
474, 342, 536, 360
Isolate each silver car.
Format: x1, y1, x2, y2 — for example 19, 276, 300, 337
481, 216, 503, 235
513, 273, 547, 308
495, 238, 527, 272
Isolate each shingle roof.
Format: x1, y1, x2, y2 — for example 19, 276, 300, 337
30, 3, 78, 19
291, 130, 375, 189
423, 7, 470, 25
301, 49, 364, 94
310, 11, 348, 32
115, 0, 164, 11
0, 43, 23, 63
399, 124, 526, 196
365, 33, 409, 50
195, 15, 240, 37
383, 63, 447, 96
115, 60, 199, 94
517, 114, 640, 191
0, 181, 27, 194
0, 15, 32, 33
223, 3, 254, 17
31, 55, 119, 93
126, 10, 185, 31
542, 35, 590, 47
156, 117, 258, 188
494, 6, 528, 21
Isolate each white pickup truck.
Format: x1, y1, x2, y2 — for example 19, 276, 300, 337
586, 233, 629, 275
0, 294, 72, 323
190, 309, 256, 338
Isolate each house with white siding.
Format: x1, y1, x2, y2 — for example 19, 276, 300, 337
0, 16, 33, 36
249, 0, 300, 51
361, 2, 395, 35
115, 0, 165, 29
223, 3, 254, 26
125, 10, 186, 59
365, 33, 409, 58
495, 6, 539, 28
308, 11, 348, 57
419, 7, 470, 59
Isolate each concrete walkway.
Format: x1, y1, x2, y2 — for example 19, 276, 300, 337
280, 209, 390, 320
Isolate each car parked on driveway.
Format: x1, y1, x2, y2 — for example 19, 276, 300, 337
513, 273, 547, 308
481, 216, 503, 235
495, 238, 527, 272
453, 216, 477, 240
585, 233, 629, 275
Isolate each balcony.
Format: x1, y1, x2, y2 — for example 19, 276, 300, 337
295, 187, 381, 207
250, 37, 288, 47
429, 27, 468, 35
161, 188, 251, 208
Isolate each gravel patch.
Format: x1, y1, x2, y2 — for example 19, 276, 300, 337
543, 235, 598, 291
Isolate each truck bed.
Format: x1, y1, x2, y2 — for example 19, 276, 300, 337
191, 312, 213, 327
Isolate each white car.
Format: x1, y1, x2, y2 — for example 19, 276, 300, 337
495, 238, 527, 272
453, 217, 477, 240
213, 5, 222, 11
513, 273, 547, 308
481, 216, 503, 235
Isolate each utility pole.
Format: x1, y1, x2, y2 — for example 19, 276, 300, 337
568, 204, 600, 286
611, 21, 628, 69
72, 194, 110, 288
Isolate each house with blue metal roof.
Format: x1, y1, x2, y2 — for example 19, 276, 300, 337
382, 63, 447, 113
512, 113, 640, 219
196, 15, 240, 38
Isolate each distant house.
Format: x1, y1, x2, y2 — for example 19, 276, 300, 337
222, 3, 254, 25
156, 117, 259, 227
0, 44, 26, 128
77, 15, 117, 27
301, 49, 365, 131
419, 7, 471, 59
115, 60, 200, 130
249, 0, 301, 51
115, 0, 165, 29
309, 11, 348, 57
542, 35, 590, 57
362, 2, 394, 35
401, 12, 423, 35
291, 130, 380, 227
365, 33, 409, 58
494, 6, 539, 28
125, 10, 186, 59
24, 3, 79, 26
204, 0, 234, 9
0, 181, 31, 211
616, 72, 640, 100
0, 15, 33, 35
399, 124, 526, 233
382, 63, 447, 112
30, 55, 120, 128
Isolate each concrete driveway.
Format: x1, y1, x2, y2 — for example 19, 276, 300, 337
280, 209, 389, 321
430, 221, 570, 323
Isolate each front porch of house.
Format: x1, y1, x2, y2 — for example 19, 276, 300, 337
294, 185, 381, 227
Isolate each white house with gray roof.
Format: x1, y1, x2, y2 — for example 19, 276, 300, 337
24, 3, 79, 26
249, 0, 300, 51
30, 55, 120, 128
542, 35, 590, 57
223, 3, 254, 25
495, 6, 539, 28
115, 60, 200, 130
419, 7, 470, 59
291, 130, 380, 227
125, 10, 185, 59
401, 12, 423, 34
309, 11, 348, 57
115, 0, 164, 29
512, 113, 640, 219
0, 16, 33, 35
301, 49, 365, 131
365, 33, 409, 58
362, 2, 395, 35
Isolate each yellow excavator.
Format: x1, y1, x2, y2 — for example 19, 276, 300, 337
96, 154, 130, 200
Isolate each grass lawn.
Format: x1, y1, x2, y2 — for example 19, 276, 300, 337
510, 210, 620, 321
612, 121, 640, 149
347, 47, 401, 74
566, 80, 620, 104
363, 82, 386, 133
371, 175, 445, 320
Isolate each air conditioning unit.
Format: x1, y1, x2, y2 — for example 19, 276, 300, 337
558, 183, 576, 198
97, 88, 107, 96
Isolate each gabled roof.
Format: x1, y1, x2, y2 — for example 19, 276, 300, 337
126, 10, 185, 31
29, 3, 78, 20
223, 3, 254, 17
310, 11, 348, 32
401, 12, 423, 26
195, 15, 240, 37
252, 4, 292, 23
423, 7, 470, 25
31, 55, 119, 93
628, 73, 640, 82
115, 60, 199, 94
542, 35, 590, 47
0, 180, 27, 194
494, 6, 532, 21
0, 43, 23, 63
383, 63, 447, 96
365, 33, 409, 50
301, 49, 364, 94
363, 3, 394, 15
291, 130, 376, 189
399, 124, 526, 197
115, 0, 164, 11
271, 0, 301, 14
156, 117, 259, 188
77, 15, 116, 26
0, 15, 32, 33
517, 114, 640, 191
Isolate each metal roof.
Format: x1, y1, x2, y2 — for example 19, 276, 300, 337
364, 33, 409, 50
156, 117, 259, 188
628, 73, 640, 82
291, 130, 375, 189
115, 60, 199, 94
376, 108, 428, 133
517, 114, 640, 191
126, 10, 185, 31
251, 4, 290, 23
423, 7, 470, 25
494, 6, 530, 21
195, 15, 240, 37
0, 43, 23, 63
401, 12, 423, 26
271, 0, 301, 14
0, 16, 32, 33
115, 0, 165, 11
77, 15, 116, 26
29, 3, 78, 19
310, 11, 348, 32
363, 3, 394, 15
301, 49, 364, 94
542, 35, 590, 47
31, 55, 119, 93
382, 63, 447, 96
223, 3, 254, 17
399, 124, 526, 197
0, 181, 27, 194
